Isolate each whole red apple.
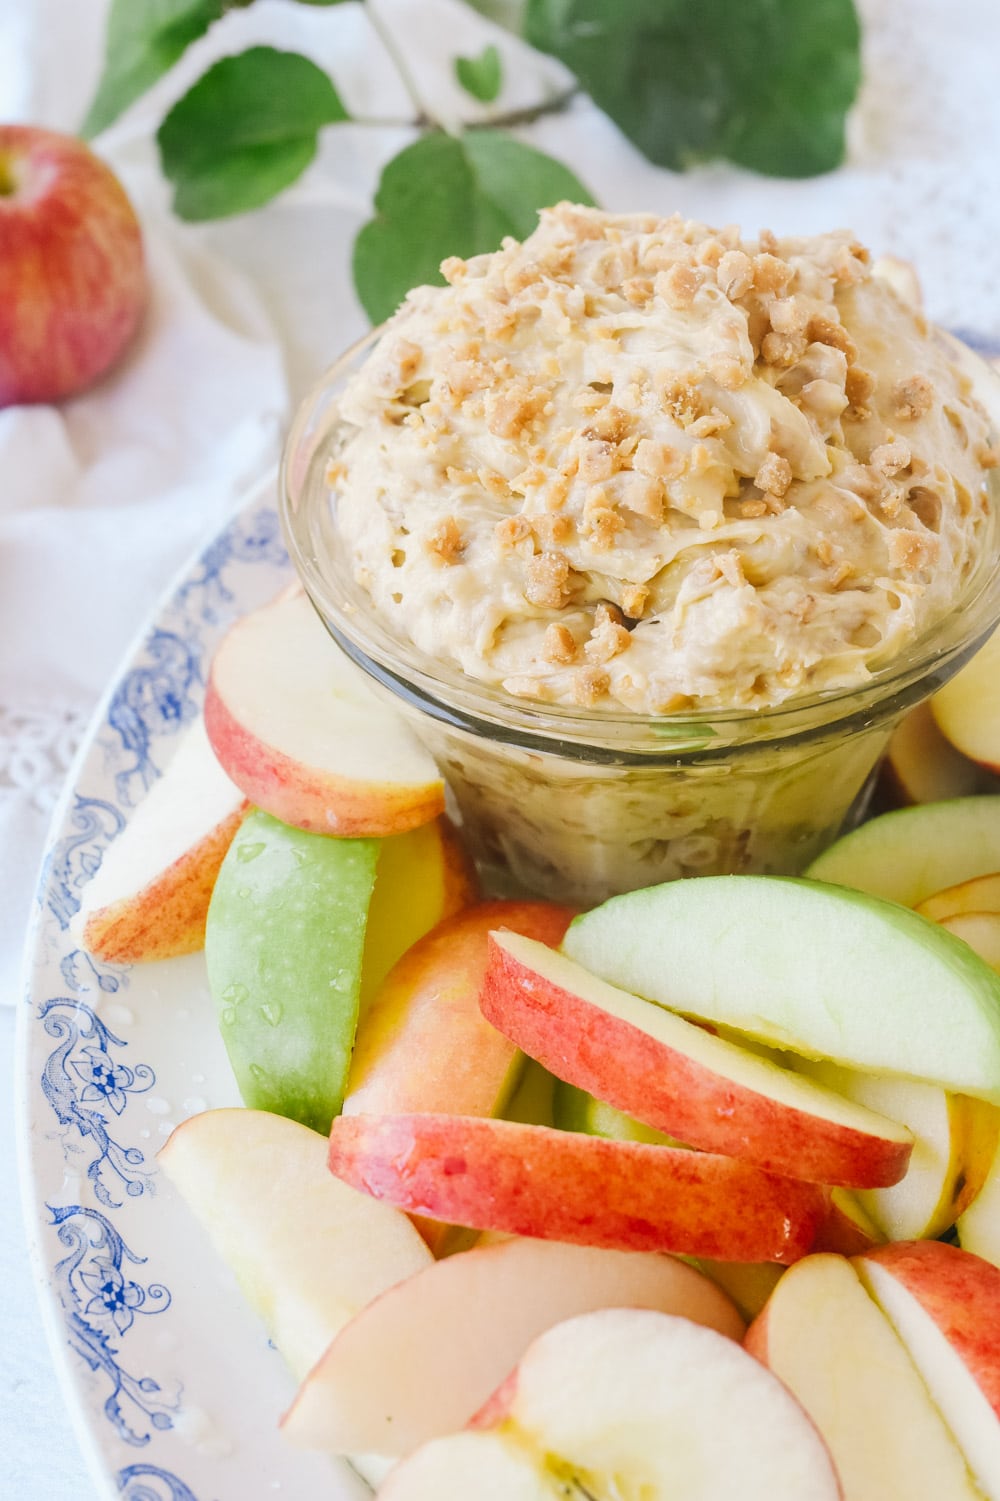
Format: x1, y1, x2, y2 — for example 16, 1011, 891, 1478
0, 125, 147, 407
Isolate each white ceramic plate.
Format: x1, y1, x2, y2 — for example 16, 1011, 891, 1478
17, 474, 370, 1501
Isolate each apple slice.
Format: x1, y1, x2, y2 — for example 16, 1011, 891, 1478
552, 1078, 682, 1145
282, 1235, 744, 1458
359, 816, 477, 1009
347, 900, 573, 1255
158, 1109, 431, 1381
933, 629, 1000, 771
206, 810, 380, 1132
327, 1112, 826, 1263
562, 875, 1000, 1104
346, 903, 574, 1119
939, 912, 1000, 974
805, 796, 1000, 906
882, 702, 997, 807
959, 1135, 1000, 1267
746, 1252, 984, 1500
918, 873, 1000, 923
695, 1261, 785, 1321
205, 588, 444, 837
795, 1061, 1000, 1241
482, 932, 912, 1187
855, 1241, 1000, 1500
814, 1189, 883, 1255
378, 1309, 841, 1500
74, 717, 248, 962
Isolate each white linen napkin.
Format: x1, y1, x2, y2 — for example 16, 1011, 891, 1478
2, 0, 1000, 1006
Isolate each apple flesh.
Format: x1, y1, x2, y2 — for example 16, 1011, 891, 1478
347, 900, 573, 1254
204, 589, 445, 837
796, 1061, 1000, 1241
0, 125, 146, 406
379, 1308, 841, 1500
158, 1109, 431, 1381
855, 1241, 1000, 1500
746, 1252, 984, 1500
327, 1112, 827, 1263
933, 629, 1000, 771
206, 810, 380, 1132
346, 904, 573, 1120
74, 716, 247, 962
882, 703, 998, 806
918, 873, 1000, 923
483, 931, 913, 1187
938, 912, 1000, 975
562, 875, 1000, 1104
282, 1235, 744, 1458
552, 1078, 681, 1145
959, 1134, 1000, 1267
806, 796, 1000, 907
358, 816, 477, 1010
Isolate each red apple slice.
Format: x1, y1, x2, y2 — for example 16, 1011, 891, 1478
481, 932, 912, 1188
75, 717, 248, 962
327, 1113, 826, 1263
746, 1252, 984, 1500
379, 1309, 842, 1500
282, 1236, 743, 1458
347, 900, 573, 1255
204, 589, 444, 837
855, 1241, 1000, 1499
159, 1109, 432, 1381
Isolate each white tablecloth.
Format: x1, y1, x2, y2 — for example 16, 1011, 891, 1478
5, 0, 1000, 1493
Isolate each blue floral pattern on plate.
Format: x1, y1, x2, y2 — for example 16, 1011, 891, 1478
19, 482, 368, 1499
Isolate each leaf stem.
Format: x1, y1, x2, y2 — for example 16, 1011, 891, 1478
349, 85, 581, 133
364, 0, 435, 129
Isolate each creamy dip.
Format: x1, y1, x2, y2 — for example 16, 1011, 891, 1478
329, 206, 998, 715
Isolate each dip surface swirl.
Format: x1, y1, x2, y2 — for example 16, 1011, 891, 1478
329, 205, 998, 714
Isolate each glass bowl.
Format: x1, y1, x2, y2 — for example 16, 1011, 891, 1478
281, 330, 1000, 908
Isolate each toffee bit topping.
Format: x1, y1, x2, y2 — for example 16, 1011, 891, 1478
870, 438, 912, 476
542, 623, 578, 665
525, 551, 573, 609
754, 453, 793, 499
621, 583, 650, 619
573, 666, 611, 706
330, 205, 996, 716
494, 515, 532, 550
892, 374, 935, 421
426, 516, 464, 564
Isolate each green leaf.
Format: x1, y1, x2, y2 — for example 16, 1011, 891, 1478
157, 46, 349, 220
82, 0, 224, 138
524, 0, 862, 178
353, 130, 595, 324
455, 43, 504, 103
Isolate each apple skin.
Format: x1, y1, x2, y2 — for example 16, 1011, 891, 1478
346, 904, 574, 1119
347, 900, 574, 1255
563, 874, 1000, 1105
0, 125, 146, 406
806, 795, 1000, 908
745, 1252, 984, 1501
855, 1240, 1000, 1420
75, 717, 248, 963
281, 1236, 744, 1459
206, 811, 380, 1132
327, 1112, 827, 1263
380, 1310, 842, 1501
204, 589, 445, 838
482, 931, 913, 1188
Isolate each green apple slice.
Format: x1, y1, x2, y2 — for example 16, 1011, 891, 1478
552, 1079, 681, 1146
206, 810, 379, 1131
806, 797, 1000, 906
563, 875, 1000, 1104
